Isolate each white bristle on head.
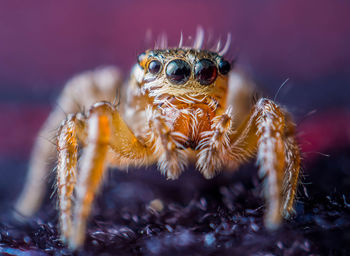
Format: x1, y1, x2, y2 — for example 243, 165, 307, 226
218, 33, 231, 56
178, 31, 184, 48
150, 28, 232, 56
193, 26, 204, 49
215, 37, 222, 52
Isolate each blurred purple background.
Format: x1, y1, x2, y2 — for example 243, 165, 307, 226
0, 0, 350, 187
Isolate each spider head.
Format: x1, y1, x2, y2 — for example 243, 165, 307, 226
136, 48, 232, 97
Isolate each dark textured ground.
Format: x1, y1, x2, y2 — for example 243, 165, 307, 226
0, 146, 349, 256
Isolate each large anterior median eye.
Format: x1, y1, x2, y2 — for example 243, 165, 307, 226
165, 59, 191, 85
194, 59, 218, 85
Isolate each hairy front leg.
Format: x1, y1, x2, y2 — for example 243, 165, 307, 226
197, 98, 300, 229
69, 102, 153, 249
148, 109, 189, 180
196, 107, 234, 179
230, 98, 300, 228
255, 100, 286, 228
70, 104, 111, 249
196, 70, 257, 178
281, 118, 300, 217
57, 114, 86, 241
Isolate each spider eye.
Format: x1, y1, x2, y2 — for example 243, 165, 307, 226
194, 59, 218, 85
218, 60, 231, 75
165, 59, 191, 85
148, 60, 162, 75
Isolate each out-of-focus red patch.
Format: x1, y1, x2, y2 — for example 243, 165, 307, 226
298, 109, 350, 162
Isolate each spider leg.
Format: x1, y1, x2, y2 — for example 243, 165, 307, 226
15, 67, 122, 218
69, 102, 152, 249
148, 111, 188, 180
69, 104, 111, 249
281, 116, 300, 218
228, 98, 300, 229
196, 107, 233, 179
196, 70, 257, 178
197, 98, 300, 229
56, 114, 86, 241
254, 99, 288, 229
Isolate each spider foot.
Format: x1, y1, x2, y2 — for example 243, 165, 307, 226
158, 149, 187, 180
197, 146, 223, 179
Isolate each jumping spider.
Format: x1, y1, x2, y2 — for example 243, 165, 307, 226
15, 32, 300, 249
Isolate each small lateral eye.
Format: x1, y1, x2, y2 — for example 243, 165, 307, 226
166, 59, 191, 85
194, 59, 218, 85
218, 60, 231, 75
148, 60, 162, 75
137, 52, 146, 67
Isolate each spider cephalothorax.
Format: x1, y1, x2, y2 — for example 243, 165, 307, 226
136, 48, 231, 102
15, 31, 300, 250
